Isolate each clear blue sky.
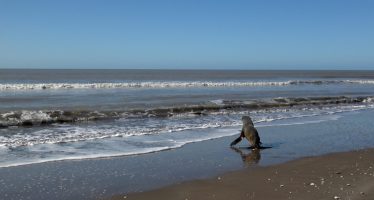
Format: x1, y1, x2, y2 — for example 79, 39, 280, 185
0, 0, 373, 69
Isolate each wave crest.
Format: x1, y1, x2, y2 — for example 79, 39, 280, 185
1, 79, 374, 90
1, 96, 373, 128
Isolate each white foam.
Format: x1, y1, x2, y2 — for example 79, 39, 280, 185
0, 81, 292, 90
0, 81, 293, 90
257, 115, 341, 127
1, 79, 373, 90
364, 97, 374, 103
346, 80, 374, 84
20, 110, 52, 122
209, 99, 224, 105
0, 146, 174, 168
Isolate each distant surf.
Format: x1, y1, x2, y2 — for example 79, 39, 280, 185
1, 79, 374, 90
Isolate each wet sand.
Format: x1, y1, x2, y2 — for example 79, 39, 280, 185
114, 148, 374, 200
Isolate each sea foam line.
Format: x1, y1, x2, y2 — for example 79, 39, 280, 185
0, 81, 290, 90
1, 79, 374, 90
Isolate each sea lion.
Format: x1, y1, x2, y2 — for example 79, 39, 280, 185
230, 115, 262, 148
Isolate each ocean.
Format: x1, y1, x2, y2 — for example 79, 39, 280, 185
1, 69, 374, 168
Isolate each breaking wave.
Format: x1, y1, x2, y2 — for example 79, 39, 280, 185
1, 79, 374, 90
0, 95, 373, 128
0, 102, 371, 149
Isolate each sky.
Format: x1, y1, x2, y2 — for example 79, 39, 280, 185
0, 0, 373, 70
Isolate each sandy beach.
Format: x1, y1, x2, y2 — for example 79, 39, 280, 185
114, 148, 374, 200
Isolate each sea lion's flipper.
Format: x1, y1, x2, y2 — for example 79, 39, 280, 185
230, 136, 242, 146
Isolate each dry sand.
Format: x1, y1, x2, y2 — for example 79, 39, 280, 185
113, 148, 374, 200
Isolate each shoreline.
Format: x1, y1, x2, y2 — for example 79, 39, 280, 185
113, 148, 374, 200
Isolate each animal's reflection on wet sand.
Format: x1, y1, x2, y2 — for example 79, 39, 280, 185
231, 146, 261, 166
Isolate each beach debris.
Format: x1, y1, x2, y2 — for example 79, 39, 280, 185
217, 176, 222, 180
280, 184, 284, 187
310, 182, 316, 186
123, 195, 127, 199
346, 183, 351, 186
335, 172, 342, 175
360, 192, 365, 195
333, 196, 341, 199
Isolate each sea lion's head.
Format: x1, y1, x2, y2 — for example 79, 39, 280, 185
242, 115, 254, 126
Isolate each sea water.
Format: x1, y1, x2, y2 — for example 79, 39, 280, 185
1, 69, 374, 168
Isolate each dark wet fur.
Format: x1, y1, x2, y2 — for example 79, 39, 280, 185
230, 115, 262, 148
